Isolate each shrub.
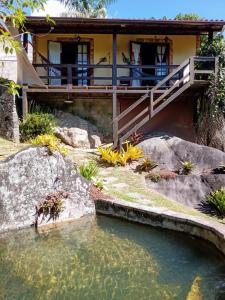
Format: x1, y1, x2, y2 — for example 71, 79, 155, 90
97, 142, 143, 166
97, 146, 120, 166
20, 112, 56, 141
123, 142, 144, 161
93, 179, 104, 191
79, 161, 98, 181
181, 161, 194, 175
30, 134, 68, 156
146, 172, 161, 183
207, 189, 225, 216
137, 158, 157, 172
130, 131, 143, 145
35, 190, 68, 228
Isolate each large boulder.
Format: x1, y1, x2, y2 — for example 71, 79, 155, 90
139, 134, 225, 171
55, 111, 102, 148
0, 147, 95, 232
146, 175, 225, 209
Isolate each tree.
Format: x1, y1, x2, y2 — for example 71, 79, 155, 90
61, 1, 107, 18
174, 13, 202, 21
0, 0, 48, 94
195, 34, 225, 150
60, 0, 115, 17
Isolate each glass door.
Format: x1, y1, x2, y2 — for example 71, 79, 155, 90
76, 43, 90, 86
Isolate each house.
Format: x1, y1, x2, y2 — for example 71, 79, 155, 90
19, 17, 225, 147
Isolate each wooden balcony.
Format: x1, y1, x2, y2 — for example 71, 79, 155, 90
33, 63, 180, 89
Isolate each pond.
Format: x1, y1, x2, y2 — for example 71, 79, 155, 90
0, 215, 225, 300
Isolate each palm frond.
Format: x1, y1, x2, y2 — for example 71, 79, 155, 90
60, 0, 115, 10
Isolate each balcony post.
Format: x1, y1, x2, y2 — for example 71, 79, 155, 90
67, 64, 72, 90
112, 32, 117, 87
22, 86, 28, 118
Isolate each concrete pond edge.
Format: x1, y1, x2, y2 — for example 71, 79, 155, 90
95, 198, 225, 257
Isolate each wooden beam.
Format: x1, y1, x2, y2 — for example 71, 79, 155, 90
22, 88, 28, 118
26, 87, 151, 94
112, 32, 117, 87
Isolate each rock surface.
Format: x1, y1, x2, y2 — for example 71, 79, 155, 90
0, 87, 19, 143
55, 111, 102, 148
0, 147, 95, 232
139, 134, 225, 171
146, 175, 225, 209
140, 134, 225, 211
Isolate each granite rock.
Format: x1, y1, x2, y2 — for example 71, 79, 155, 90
0, 147, 95, 232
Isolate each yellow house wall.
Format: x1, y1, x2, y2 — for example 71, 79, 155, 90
35, 34, 197, 85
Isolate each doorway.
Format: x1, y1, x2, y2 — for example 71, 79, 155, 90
131, 42, 170, 86
48, 41, 90, 86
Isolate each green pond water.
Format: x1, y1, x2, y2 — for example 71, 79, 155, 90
0, 216, 225, 300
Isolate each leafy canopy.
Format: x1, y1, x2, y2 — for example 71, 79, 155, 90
174, 13, 202, 21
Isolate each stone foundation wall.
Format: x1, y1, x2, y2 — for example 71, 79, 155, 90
0, 87, 19, 143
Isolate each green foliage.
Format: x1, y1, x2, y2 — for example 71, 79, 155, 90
0, 30, 21, 57
79, 161, 99, 181
146, 172, 161, 183
19, 113, 56, 141
35, 190, 68, 227
201, 35, 225, 116
0, 0, 53, 94
181, 161, 194, 175
60, 0, 115, 18
207, 189, 225, 216
97, 142, 143, 167
30, 134, 68, 156
137, 158, 157, 172
122, 141, 144, 161
195, 34, 225, 146
97, 146, 120, 166
0, 0, 46, 29
199, 34, 225, 67
174, 13, 202, 20
93, 179, 104, 190
5, 80, 21, 96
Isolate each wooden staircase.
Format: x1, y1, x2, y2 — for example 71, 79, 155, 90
113, 56, 218, 149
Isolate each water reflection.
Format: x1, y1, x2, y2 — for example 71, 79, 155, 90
0, 215, 224, 300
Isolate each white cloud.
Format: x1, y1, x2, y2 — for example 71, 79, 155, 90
32, 0, 67, 17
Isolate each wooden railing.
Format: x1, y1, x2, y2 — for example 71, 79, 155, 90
113, 56, 218, 148
33, 63, 178, 87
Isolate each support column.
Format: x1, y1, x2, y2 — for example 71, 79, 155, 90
23, 33, 29, 53
22, 87, 28, 118
112, 32, 117, 87
112, 89, 118, 148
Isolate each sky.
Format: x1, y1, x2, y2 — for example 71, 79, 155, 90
32, 0, 225, 20
107, 0, 225, 20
